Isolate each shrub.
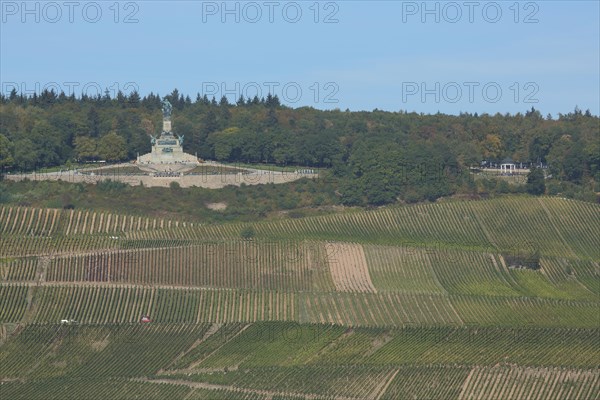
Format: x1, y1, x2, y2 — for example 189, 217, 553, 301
526, 167, 546, 195
97, 179, 127, 192
240, 226, 255, 240
288, 211, 305, 219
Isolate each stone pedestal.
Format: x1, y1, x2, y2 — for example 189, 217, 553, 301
136, 103, 200, 166
138, 134, 198, 165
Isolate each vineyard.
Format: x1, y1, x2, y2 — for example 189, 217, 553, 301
1, 323, 598, 399
1, 196, 598, 398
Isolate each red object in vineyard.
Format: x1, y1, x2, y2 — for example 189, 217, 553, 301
140, 316, 152, 323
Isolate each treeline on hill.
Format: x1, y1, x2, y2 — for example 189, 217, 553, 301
0, 88, 598, 205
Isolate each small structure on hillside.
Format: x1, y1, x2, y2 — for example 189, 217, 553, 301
500, 158, 516, 175
140, 316, 152, 323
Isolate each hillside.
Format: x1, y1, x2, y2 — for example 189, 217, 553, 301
0, 196, 598, 399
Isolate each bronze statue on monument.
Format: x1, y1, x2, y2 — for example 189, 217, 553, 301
161, 99, 173, 119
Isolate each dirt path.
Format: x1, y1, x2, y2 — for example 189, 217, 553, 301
372, 369, 400, 400
133, 377, 360, 400
160, 323, 223, 373
37, 256, 50, 284
18, 256, 52, 325
9, 280, 247, 293
184, 323, 251, 371
458, 367, 477, 399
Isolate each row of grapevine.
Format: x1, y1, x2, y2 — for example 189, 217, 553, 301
450, 294, 600, 328
31, 285, 155, 324
458, 366, 599, 400
167, 323, 251, 370
0, 234, 120, 257
28, 286, 296, 324
2, 322, 599, 398
174, 323, 599, 371
537, 197, 600, 260
567, 259, 600, 295
0, 206, 197, 238
540, 258, 597, 299
0, 378, 192, 400
0, 206, 59, 236
124, 198, 494, 248
507, 258, 596, 301
0, 284, 30, 322
4, 197, 597, 254
11, 282, 598, 327
0, 257, 38, 281
252, 201, 491, 248
153, 365, 600, 400
366, 243, 597, 302
380, 365, 470, 399
429, 251, 521, 297
364, 244, 446, 294
190, 290, 296, 324
126, 225, 213, 241
0, 324, 210, 379
39, 238, 597, 303
356, 326, 600, 368
470, 197, 594, 259
172, 365, 395, 399
46, 241, 333, 292
0, 236, 54, 257
186, 322, 344, 370
125, 197, 598, 262
63, 209, 174, 235
298, 292, 463, 327
11, 324, 596, 379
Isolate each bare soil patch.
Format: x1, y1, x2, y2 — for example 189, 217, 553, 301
326, 242, 376, 293
91, 335, 110, 352
205, 202, 227, 211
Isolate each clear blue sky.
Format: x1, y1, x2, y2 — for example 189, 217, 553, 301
1, 1, 599, 116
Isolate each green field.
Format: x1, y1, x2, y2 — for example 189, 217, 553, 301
1, 196, 599, 398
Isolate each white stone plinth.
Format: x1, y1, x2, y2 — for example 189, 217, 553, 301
138, 135, 198, 165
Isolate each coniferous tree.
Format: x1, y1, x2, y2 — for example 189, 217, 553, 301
236, 95, 246, 106
9, 88, 17, 102
87, 107, 101, 137
128, 91, 141, 107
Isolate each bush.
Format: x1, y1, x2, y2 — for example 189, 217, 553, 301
288, 211, 305, 219
526, 167, 546, 195
240, 226, 255, 240
97, 179, 127, 192
0, 187, 11, 203
61, 193, 74, 209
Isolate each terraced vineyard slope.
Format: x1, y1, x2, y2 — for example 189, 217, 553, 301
1, 197, 598, 399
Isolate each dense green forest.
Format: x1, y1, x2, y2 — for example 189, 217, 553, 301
0, 89, 598, 205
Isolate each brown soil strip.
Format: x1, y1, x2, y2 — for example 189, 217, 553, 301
327, 242, 376, 293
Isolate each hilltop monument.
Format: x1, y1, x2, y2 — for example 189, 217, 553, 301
137, 99, 199, 165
